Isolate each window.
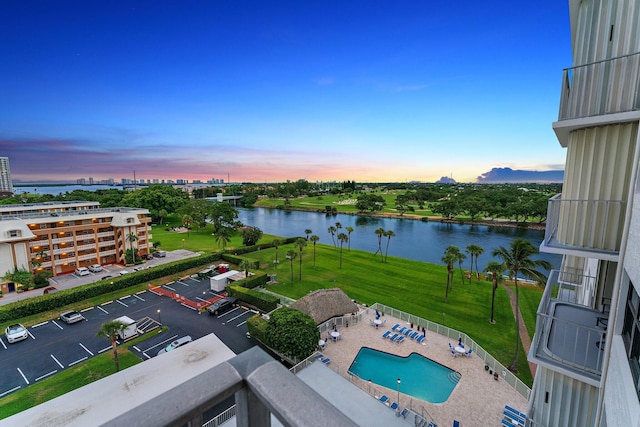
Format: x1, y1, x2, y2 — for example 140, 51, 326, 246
8, 230, 21, 238
623, 283, 640, 400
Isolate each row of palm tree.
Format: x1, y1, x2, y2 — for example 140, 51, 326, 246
373, 228, 395, 263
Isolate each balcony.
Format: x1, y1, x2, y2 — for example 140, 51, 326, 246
541, 194, 624, 261
529, 270, 607, 385
559, 51, 640, 121
4, 335, 357, 427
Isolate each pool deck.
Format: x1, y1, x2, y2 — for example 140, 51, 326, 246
318, 313, 529, 426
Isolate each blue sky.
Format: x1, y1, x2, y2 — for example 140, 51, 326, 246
0, 1, 571, 183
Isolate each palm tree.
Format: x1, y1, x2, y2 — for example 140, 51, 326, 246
126, 232, 138, 264
374, 227, 385, 258
337, 232, 348, 268
484, 261, 506, 324
383, 230, 395, 262
272, 238, 282, 267
97, 320, 128, 372
286, 249, 297, 284
441, 251, 457, 302
445, 245, 465, 285
345, 226, 354, 251
214, 227, 232, 250
466, 244, 484, 279
310, 235, 320, 268
335, 221, 342, 233
328, 226, 337, 247
239, 259, 252, 287
304, 229, 312, 240
294, 238, 307, 280
492, 239, 551, 372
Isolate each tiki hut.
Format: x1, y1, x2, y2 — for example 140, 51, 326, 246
291, 288, 358, 324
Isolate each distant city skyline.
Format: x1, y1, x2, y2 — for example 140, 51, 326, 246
1, 1, 569, 183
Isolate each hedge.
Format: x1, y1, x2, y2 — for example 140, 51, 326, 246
227, 285, 279, 313
0, 253, 222, 323
246, 314, 268, 343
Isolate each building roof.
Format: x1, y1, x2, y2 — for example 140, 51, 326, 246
291, 288, 358, 324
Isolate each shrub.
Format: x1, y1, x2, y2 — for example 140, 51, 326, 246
246, 314, 268, 343
227, 285, 279, 312
264, 307, 319, 360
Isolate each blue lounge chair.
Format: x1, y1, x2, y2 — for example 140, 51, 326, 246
382, 330, 391, 339
396, 335, 405, 344
390, 333, 399, 342
391, 323, 400, 331
400, 408, 408, 418
416, 335, 425, 343
398, 327, 407, 334
378, 395, 389, 404
505, 406, 527, 419
390, 402, 399, 411
501, 420, 516, 427
315, 354, 324, 360
453, 420, 460, 427
404, 329, 412, 336
410, 331, 419, 340
322, 358, 331, 365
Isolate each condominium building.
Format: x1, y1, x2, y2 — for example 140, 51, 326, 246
0, 156, 14, 195
0, 201, 152, 285
528, 1, 640, 426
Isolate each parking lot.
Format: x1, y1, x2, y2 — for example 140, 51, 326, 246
0, 274, 258, 399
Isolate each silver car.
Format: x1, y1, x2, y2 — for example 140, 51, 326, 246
157, 336, 192, 356
60, 310, 86, 324
5, 324, 29, 343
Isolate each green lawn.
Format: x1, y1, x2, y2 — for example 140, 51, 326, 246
245, 241, 537, 385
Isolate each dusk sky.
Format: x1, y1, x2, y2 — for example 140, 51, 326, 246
1, 1, 570, 184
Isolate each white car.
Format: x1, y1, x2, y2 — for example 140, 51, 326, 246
157, 336, 192, 356
75, 267, 90, 277
59, 310, 86, 324
5, 324, 29, 343
88, 264, 103, 273
119, 270, 130, 276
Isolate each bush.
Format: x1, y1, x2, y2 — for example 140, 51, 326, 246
264, 307, 319, 360
246, 314, 268, 343
227, 285, 279, 312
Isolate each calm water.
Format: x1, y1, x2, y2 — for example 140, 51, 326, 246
237, 208, 561, 270
348, 347, 460, 404
13, 184, 119, 195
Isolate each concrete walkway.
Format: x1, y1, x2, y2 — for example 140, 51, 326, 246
501, 284, 537, 377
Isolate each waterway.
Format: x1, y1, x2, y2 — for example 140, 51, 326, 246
237, 208, 561, 270
13, 184, 120, 195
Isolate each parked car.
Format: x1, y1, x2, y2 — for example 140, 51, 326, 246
75, 267, 90, 277
59, 310, 85, 324
119, 270, 130, 276
207, 297, 238, 316
88, 264, 103, 273
43, 286, 59, 295
101, 275, 114, 280
157, 336, 192, 356
145, 253, 154, 260
5, 323, 28, 343
133, 265, 147, 272
153, 250, 167, 258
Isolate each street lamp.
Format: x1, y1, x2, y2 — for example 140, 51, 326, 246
157, 309, 161, 325
182, 238, 185, 249
368, 379, 372, 394
396, 378, 401, 411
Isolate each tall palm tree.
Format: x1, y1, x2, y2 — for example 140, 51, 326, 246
337, 232, 348, 268
239, 259, 252, 287
304, 229, 312, 240
383, 230, 395, 263
294, 238, 307, 280
126, 232, 138, 264
272, 238, 282, 267
374, 227, 385, 258
97, 320, 128, 372
214, 227, 232, 250
286, 249, 297, 284
441, 252, 457, 302
445, 245, 465, 285
492, 239, 551, 372
310, 235, 320, 268
466, 244, 484, 279
328, 226, 337, 247
345, 226, 354, 251
484, 261, 506, 324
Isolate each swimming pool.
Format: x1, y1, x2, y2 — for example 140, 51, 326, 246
348, 347, 460, 404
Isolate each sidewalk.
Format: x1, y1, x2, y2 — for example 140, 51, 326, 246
501, 284, 537, 377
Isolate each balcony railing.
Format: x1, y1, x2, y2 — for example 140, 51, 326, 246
542, 194, 624, 260
5, 339, 358, 427
559, 51, 640, 120
530, 275, 606, 384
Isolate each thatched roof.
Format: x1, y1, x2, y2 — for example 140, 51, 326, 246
291, 288, 358, 324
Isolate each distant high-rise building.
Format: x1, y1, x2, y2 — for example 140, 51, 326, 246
88, 177, 94, 185
0, 157, 14, 195
76, 178, 86, 185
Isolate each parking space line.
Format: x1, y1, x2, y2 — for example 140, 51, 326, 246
51, 354, 64, 369
17, 368, 29, 385
27, 330, 36, 340
176, 281, 190, 287
164, 285, 176, 291
101, 301, 113, 306
69, 357, 88, 367
180, 303, 197, 311
0, 386, 21, 398
236, 320, 248, 327
79, 343, 94, 356
225, 310, 251, 323
97, 305, 109, 314
217, 307, 241, 319
0, 338, 7, 350
135, 290, 147, 295
36, 370, 58, 382
32, 321, 49, 328
52, 320, 64, 330
133, 294, 145, 301
80, 307, 94, 312
116, 299, 128, 307
98, 346, 111, 354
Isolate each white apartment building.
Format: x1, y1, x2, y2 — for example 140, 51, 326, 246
0, 156, 14, 195
0, 201, 152, 292
528, 1, 640, 426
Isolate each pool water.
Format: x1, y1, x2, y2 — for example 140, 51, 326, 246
348, 347, 461, 404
